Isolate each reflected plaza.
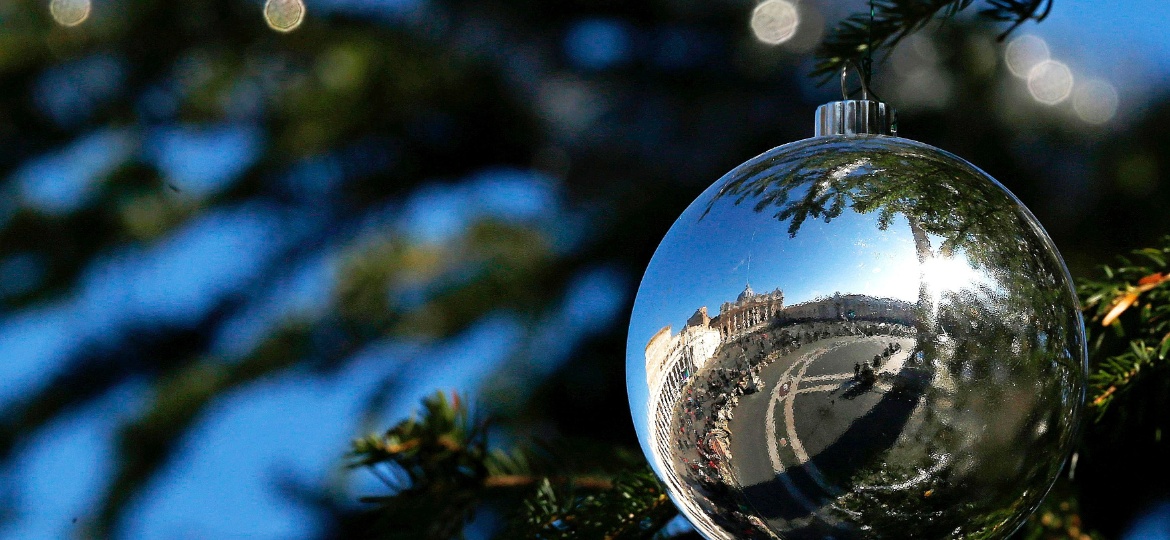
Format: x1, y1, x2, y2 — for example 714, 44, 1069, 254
645, 284, 925, 538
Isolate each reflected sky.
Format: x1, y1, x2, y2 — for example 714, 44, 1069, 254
628, 164, 927, 443
1123, 500, 1170, 540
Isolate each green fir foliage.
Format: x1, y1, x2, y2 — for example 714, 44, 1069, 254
501, 470, 676, 539
1079, 237, 1170, 416
813, 0, 1053, 82
350, 392, 672, 538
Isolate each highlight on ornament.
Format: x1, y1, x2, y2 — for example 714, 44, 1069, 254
750, 0, 800, 45
49, 0, 91, 27
264, 0, 306, 33
627, 95, 1086, 540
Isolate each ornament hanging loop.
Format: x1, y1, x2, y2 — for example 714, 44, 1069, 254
840, 60, 877, 102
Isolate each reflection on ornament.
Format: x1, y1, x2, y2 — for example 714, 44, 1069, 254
627, 97, 1086, 539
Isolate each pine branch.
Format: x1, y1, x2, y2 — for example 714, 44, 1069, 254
1078, 237, 1170, 416
812, 0, 1053, 83
1017, 480, 1104, 540
349, 392, 675, 538
502, 469, 676, 539
979, 0, 1054, 38
348, 392, 495, 538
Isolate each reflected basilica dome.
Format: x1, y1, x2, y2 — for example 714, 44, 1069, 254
626, 100, 1086, 539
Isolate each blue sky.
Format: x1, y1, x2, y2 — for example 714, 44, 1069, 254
0, 163, 626, 539
1041, 0, 1170, 77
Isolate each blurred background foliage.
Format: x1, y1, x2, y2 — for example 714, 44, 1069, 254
0, 0, 1169, 538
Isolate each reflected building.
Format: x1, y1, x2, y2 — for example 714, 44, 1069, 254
644, 316, 727, 538
717, 285, 784, 339
780, 293, 915, 323
645, 320, 722, 471
645, 284, 782, 469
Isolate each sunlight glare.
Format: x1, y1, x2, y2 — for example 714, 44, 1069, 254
921, 255, 986, 299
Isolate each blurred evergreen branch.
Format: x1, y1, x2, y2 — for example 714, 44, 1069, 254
814, 0, 1053, 82
500, 470, 676, 540
1017, 482, 1101, 540
1078, 237, 1170, 416
349, 392, 676, 538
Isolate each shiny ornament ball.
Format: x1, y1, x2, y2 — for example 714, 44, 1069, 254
626, 124, 1086, 539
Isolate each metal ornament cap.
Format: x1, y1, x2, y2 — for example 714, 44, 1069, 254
815, 100, 897, 137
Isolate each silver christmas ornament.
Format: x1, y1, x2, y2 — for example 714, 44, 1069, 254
626, 96, 1086, 539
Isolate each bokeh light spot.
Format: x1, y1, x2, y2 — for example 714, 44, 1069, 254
1027, 60, 1073, 105
264, 0, 305, 33
49, 0, 90, 27
750, 0, 799, 45
1005, 34, 1049, 78
777, 4, 823, 53
1115, 153, 1157, 197
1073, 78, 1120, 125
564, 19, 631, 71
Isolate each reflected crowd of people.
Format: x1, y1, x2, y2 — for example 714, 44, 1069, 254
667, 318, 917, 537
